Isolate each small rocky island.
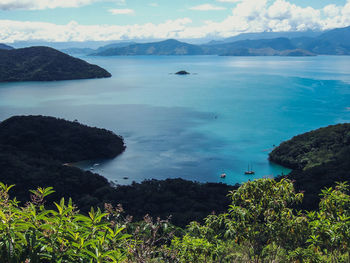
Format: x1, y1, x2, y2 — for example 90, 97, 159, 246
175, 70, 190, 75
0, 46, 111, 82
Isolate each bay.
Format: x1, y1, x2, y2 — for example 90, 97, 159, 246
0, 55, 349, 185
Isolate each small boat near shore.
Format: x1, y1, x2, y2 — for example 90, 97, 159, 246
220, 173, 226, 178
244, 164, 255, 175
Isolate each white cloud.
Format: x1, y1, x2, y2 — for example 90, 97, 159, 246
198, 0, 350, 37
0, 18, 193, 43
189, 4, 226, 11
1, 0, 350, 42
0, 0, 99, 10
216, 0, 242, 2
109, 8, 134, 14
115, 0, 126, 5
323, 4, 340, 17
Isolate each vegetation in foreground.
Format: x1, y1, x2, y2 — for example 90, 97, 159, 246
1, 178, 349, 263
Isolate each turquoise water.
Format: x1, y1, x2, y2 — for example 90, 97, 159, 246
0, 55, 349, 185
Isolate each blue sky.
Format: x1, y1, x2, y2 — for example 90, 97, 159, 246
0, 0, 349, 43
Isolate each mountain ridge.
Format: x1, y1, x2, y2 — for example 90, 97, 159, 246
91, 39, 203, 56
0, 43, 14, 50
90, 26, 350, 56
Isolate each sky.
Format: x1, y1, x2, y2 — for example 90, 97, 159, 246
0, 0, 350, 43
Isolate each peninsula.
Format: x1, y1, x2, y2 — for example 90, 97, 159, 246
269, 123, 350, 209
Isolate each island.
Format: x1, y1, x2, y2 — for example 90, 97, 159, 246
269, 123, 350, 209
175, 70, 190, 75
0, 46, 111, 82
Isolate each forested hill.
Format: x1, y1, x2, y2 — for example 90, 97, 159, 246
269, 123, 350, 209
0, 115, 125, 163
269, 123, 350, 170
0, 46, 111, 82
0, 115, 125, 210
0, 115, 234, 226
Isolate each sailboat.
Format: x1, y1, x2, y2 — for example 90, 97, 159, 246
244, 164, 255, 175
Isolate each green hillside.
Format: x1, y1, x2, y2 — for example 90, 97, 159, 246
270, 123, 350, 209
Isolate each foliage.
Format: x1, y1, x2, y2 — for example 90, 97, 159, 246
125, 214, 178, 263
1, 179, 350, 262
307, 182, 350, 262
169, 179, 350, 263
226, 178, 306, 260
0, 183, 129, 263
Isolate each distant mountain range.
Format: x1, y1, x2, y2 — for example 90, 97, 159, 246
91, 39, 203, 56
60, 47, 95, 55
0, 46, 111, 82
206, 30, 323, 45
89, 26, 350, 56
2, 26, 349, 57
0, 43, 14, 50
293, 26, 350, 55
62, 42, 136, 55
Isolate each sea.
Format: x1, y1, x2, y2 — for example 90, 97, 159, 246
0, 55, 349, 185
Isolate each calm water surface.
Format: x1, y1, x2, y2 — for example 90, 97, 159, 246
0, 55, 349, 185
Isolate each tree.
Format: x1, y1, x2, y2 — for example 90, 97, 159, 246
0, 183, 129, 263
308, 182, 350, 263
226, 178, 305, 262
